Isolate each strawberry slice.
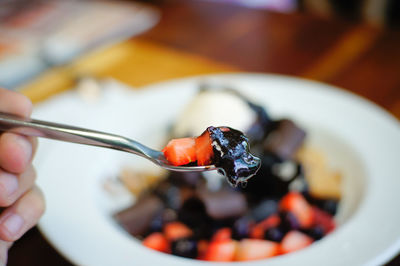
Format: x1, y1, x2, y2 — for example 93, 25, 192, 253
142, 232, 170, 253
204, 239, 237, 262
250, 214, 280, 239
195, 129, 214, 166
312, 206, 336, 234
280, 230, 313, 254
162, 138, 196, 166
197, 240, 209, 260
279, 192, 313, 228
235, 239, 279, 261
211, 228, 232, 242
163, 222, 193, 241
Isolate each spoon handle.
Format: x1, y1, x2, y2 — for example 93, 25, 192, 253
0, 112, 153, 157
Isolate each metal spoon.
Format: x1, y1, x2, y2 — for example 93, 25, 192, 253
0, 112, 217, 172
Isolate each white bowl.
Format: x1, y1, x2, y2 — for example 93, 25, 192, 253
34, 73, 400, 266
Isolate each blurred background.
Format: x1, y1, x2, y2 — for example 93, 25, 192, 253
1, 0, 399, 120
1, 0, 399, 265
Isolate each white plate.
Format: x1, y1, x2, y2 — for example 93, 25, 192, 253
34, 74, 400, 266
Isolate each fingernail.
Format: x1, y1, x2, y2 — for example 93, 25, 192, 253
3, 213, 23, 236
0, 173, 18, 196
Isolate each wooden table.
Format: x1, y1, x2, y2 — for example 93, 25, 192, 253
8, 1, 400, 265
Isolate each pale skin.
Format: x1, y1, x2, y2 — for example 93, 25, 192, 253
0, 88, 45, 265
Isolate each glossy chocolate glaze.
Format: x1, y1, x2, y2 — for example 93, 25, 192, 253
207, 126, 261, 187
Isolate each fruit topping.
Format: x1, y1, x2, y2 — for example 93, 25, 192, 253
235, 239, 279, 261
143, 232, 170, 253
250, 214, 281, 239
279, 192, 313, 228
113, 87, 343, 262
279, 230, 313, 254
164, 222, 193, 241
195, 129, 214, 166
171, 238, 198, 258
207, 126, 261, 186
311, 206, 336, 234
162, 138, 197, 166
211, 228, 232, 242
204, 239, 237, 261
162, 126, 261, 187
231, 217, 253, 240
264, 227, 285, 242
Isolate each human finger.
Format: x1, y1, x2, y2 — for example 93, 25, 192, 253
0, 88, 32, 117
0, 186, 45, 242
0, 165, 36, 207
0, 133, 35, 174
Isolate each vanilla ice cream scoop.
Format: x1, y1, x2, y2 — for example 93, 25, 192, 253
172, 89, 257, 138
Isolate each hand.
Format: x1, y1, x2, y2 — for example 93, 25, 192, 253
0, 88, 45, 265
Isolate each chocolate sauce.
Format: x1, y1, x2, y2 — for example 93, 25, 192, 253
207, 126, 261, 187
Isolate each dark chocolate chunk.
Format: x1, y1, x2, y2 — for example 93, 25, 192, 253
263, 119, 306, 160
197, 188, 248, 220
114, 195, 164, 237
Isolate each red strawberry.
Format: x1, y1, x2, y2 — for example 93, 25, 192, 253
235, 239, 279, 261
162, 138, 197, 166
312, 206, 336, 233
250, 214, 280, 239
204, 239, 237, 261
212, 228, 232, 242
197, 240, 209, 260
163, 222, 193, 241
279, 192, 313, 228
142, 232, 170, 253
195, 129, 214, 166
280, 230, 313, 254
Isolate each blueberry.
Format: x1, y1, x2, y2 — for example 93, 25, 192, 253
279, 211, 300, 231
148, 212, 164, 233
154, 182, 183, 210
171, 238, 198, 258
178, 197, 207, 225
232, 217, 252, 240
302, 226, 325, 240
321, 200, 338, 216
165, 186, 182, 210
303, 193, 338, 216
251, 199, 278, 222
178, 197, 213, 239
264, 227, 285, 242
